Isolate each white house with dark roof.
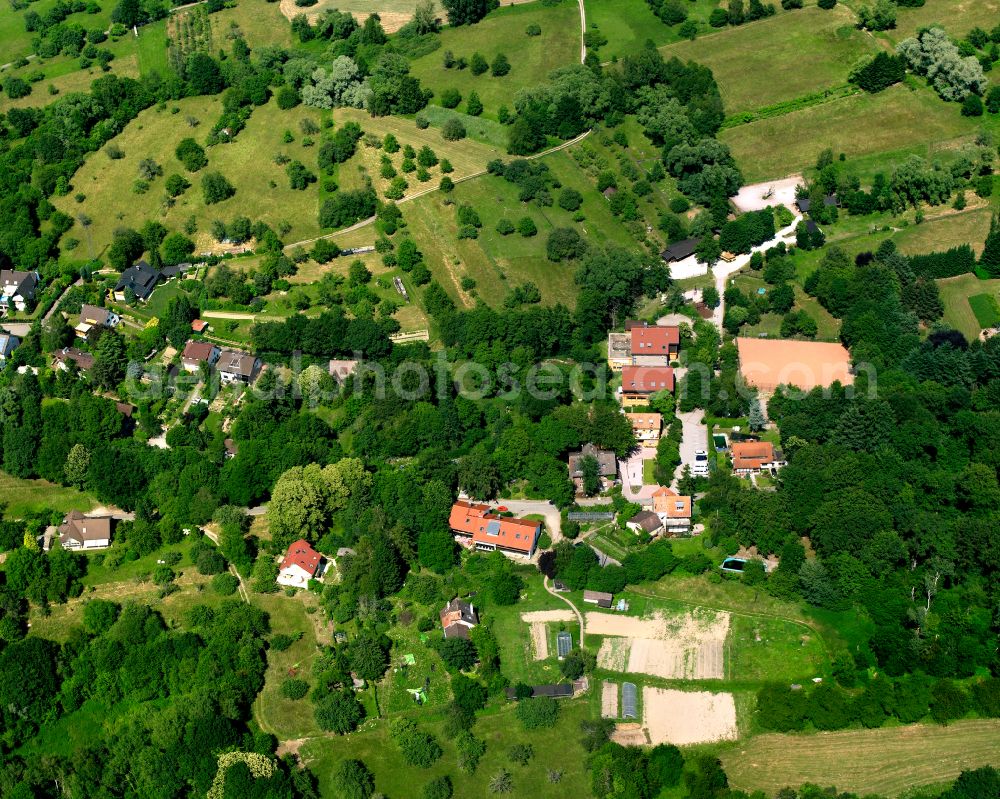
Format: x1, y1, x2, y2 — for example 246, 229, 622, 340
0, 270, 39, 313
217, 349, 261, 385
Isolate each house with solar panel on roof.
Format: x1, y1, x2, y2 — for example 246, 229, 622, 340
448, 501, 542, 558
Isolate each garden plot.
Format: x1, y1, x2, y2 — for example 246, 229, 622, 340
601, 681, 619, 718
520, 610, 575, 661
642, 688, 738, 746
591, 608, 730, 680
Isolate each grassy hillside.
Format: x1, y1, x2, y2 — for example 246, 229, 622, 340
0, 0, 115, 65
0, 471, 96, 518
586, 0, 719, 61
409, 1, 580, 118
56, 96, 327, 256
661, 5, 876, 116
881, 0, 1000, 44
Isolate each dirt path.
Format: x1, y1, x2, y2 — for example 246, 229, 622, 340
544, 575, 584, 641
202, 527, 250, 603
283, 128, 594, 251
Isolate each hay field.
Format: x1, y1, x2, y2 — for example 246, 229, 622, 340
661, 5, 877, 115
723, 719, 1000, 798
720, 84, 993, 183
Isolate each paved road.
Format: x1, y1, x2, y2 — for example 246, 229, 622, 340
620, 447, 658, 502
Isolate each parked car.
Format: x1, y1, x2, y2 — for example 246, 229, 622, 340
692, 449, 709, 476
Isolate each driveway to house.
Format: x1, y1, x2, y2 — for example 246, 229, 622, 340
620, 447, 658, 502
494, 499, 561, 542
674, 409, 709, 488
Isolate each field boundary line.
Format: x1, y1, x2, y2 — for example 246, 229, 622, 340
627, 585, 835, 662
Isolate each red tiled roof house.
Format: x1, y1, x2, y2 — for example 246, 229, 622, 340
631, 325, 680, 366
277, 539, 323, 588
449, 501, 542, 558
731, 441, 785, 474
651, 486, 692, 534
620, 366, 674, 409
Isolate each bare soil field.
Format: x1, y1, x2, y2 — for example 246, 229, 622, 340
277, 0, 418, 31
530, 623, 548, 660
611, 723, 649, 746
591, 608, 730, 680
601, 681, 619, 718
642, 688, 738, 746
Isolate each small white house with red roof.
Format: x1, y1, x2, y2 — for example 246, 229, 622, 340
277, 539, 324, 588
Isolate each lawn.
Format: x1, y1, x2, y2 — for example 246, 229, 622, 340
968, 293, 1000, 328
661, 5, 877, 116
936, 273, 1000, 341
488, 571, 572, 684
253, 593, 326, 740
300, 698, 594, 799
892, 207, 994, 258
408, 2, 581, 119
722, 719, 1000, 797
720, 83, 997, 183
725, 614, 826, 683
55, 96, 327, 258
0, 471, 96, 517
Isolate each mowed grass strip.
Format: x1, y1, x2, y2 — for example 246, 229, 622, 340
408, 2, 580, 117
968, 293, 1000, 328
662, 5, 877, 115
55, 96, 327, 256
937, 273, 1000, 341
722, 719, 1000, 797
720, 84, 994, 182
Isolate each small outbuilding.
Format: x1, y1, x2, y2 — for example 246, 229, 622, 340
556, 631, 573, 659
583, 590, 614, 609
